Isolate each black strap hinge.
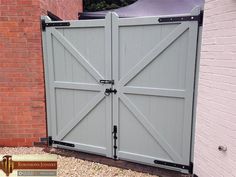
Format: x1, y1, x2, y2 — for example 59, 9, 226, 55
41, 19, 70, 31
158, 11, 204, 26
154, 160, 193, 173
48, 136, 75, 147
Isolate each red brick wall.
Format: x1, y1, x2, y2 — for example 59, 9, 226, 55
0, 0, 82, 146
40, 0, 83, 20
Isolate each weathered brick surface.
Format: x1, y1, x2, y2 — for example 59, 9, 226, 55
40, 0, 82, 20
0, 0, 82, 147
194, 0, 236, 176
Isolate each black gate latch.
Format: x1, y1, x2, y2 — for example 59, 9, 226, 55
100, 80, 114, 85
105, 88, 117, 96
113, 125, 118, 159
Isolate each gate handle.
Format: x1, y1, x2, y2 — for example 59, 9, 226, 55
104, 90, 110, 96
104, 88, 117, 96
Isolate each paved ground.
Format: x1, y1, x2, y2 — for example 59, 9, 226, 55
0, 147, 191, 177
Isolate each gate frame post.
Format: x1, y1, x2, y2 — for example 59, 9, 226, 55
41, 15, 53, 141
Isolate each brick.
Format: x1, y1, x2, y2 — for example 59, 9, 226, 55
194, 0, 236, 176
0, 0, 83, 147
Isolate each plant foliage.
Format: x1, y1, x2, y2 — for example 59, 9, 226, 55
83, 0, 137, 12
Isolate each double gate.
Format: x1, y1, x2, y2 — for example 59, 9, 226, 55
42, 12, 199, 172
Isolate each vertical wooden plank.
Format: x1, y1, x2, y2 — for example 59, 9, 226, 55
41, 16, 52, 137
45, 27, 58, 139
182, 21, 199, 165
190, 26, 202, 163
111, 12, 120, 159
105, 12, 113, 158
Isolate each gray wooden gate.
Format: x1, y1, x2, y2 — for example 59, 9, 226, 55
42, 12, 199, 172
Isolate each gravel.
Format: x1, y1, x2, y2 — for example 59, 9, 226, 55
0, 147, 158, 177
